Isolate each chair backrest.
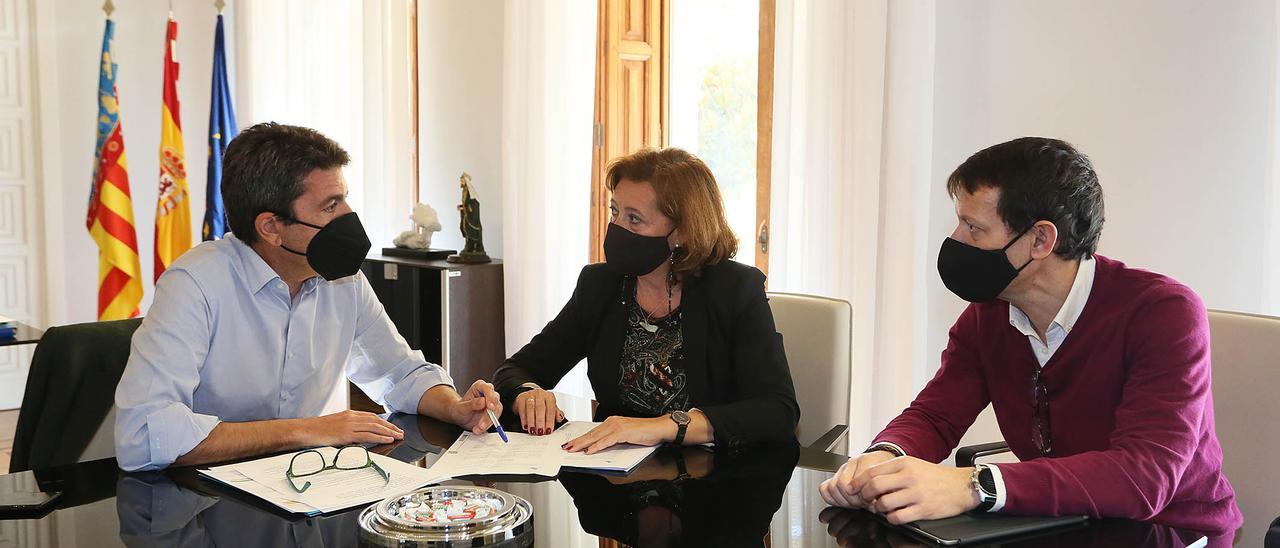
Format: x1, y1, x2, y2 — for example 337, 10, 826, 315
1207, 309, 1280, 544
767, 292, 852, 449
10, 318, 141, 472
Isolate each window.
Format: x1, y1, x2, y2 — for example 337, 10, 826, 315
668, 0, 761, 267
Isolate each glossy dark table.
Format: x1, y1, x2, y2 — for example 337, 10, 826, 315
0, 411, 1222, 547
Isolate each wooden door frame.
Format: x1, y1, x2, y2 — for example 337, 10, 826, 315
756, 0, 775, 277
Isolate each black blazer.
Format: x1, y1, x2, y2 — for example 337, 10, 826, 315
494, 261, 799, 447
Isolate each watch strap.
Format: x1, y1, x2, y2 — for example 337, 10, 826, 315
866, 442, 905, 458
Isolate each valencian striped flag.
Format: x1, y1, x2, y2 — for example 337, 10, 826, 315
86, 18, 143, 320
203, 12, 235, 241
154, 15, 192, 281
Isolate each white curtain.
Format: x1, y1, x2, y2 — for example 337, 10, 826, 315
234, 0, 413, 250
767, 0, 938, 450
501, 2, 597, 545
501, 0, 598, 399
1266, 0, 1280, 315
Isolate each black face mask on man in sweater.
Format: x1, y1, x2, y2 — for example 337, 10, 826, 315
936, 226, 1034, 303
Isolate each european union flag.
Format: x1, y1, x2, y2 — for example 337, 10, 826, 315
203, 13, 236, 241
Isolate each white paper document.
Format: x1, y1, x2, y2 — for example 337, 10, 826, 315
199, 447, 448, 515
552, 422, 658, 473
429, 429, 563, 477
198, 468, 318, 515
428, 421, 657, 478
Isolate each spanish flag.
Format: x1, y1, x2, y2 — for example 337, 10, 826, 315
155, 15, 191, 281
86, 18, 143, 320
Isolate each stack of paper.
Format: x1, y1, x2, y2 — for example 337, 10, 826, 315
428, 421, 658, 478
199, 447, 449, 515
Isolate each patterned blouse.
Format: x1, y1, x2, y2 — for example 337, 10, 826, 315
617, 289, 689, 416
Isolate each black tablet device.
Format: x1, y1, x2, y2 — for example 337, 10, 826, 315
0, 470, 63, 518
883, 511, 1089, 546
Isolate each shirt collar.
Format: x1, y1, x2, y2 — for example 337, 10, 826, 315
229, 234, 327, 297
228, 234, 286, 294
1008, 256, 1097, 337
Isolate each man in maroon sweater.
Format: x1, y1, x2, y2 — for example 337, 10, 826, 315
819, 137, 1241, 539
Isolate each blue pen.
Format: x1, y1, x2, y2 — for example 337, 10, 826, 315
486, 407, 509, 443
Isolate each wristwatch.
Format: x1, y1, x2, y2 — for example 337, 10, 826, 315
971, 464, 998, 512
669, 410, 691, 445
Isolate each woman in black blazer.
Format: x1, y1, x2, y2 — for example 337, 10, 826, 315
494, 148, 799, 453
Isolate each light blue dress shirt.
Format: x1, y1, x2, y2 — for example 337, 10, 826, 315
114, 235, 453, 471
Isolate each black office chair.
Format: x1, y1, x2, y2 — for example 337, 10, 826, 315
9, 318, 142, 472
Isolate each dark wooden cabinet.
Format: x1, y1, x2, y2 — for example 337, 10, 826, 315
349, 254, 505, 412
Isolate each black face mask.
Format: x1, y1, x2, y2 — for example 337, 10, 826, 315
279, 211, 372, 281
937, 227, 1034, 303
603, 222, 674, 277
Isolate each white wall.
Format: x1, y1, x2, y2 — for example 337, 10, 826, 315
933, 0, 1275, 315
417, 0, 504, 258
932, 0, 1278, 447
37, 0, 230, 325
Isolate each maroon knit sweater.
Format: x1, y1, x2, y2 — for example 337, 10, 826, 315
874, 255, 1241, 535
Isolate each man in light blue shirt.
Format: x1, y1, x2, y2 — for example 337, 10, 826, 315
115, 122, 500, 471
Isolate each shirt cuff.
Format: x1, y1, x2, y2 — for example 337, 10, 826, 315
145, 404, 221, 470
986, 463, 1008, 512
868, 441, 907, 457
382, 363, 455, 414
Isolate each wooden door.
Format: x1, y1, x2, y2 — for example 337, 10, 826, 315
590, 0, 670, 263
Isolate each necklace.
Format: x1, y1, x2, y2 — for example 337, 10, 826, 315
638, 271, 677, 333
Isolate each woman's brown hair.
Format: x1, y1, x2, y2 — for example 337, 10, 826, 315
605, 148, 739, 276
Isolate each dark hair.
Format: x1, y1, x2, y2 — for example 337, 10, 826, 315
946, 137, 1105, 260
221, 122, 351, 244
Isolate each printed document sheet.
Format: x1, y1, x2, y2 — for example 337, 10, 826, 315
428, 421, 657, 478
199, 447, 448, 515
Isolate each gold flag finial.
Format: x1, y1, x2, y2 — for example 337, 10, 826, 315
215, 0, 226, 13
103, 0, 115, 16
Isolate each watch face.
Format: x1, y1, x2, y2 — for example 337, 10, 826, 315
975, 466, 997, 498
671, 410, 691, 424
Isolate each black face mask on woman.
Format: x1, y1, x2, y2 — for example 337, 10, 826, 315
936, 227, 1034, 303
603, 222, 675, 277
279, 211, 372, 281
